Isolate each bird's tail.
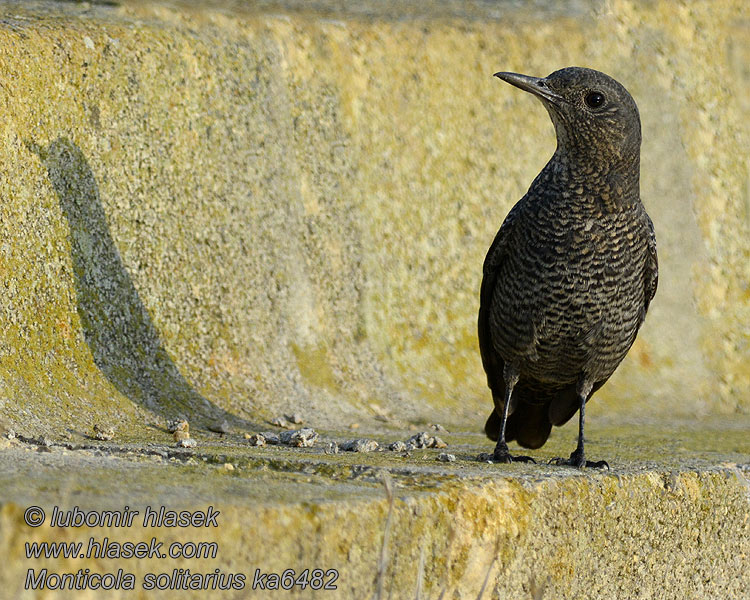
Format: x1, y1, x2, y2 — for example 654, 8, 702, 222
484, 403, 552, 450
508, 403, 553, 449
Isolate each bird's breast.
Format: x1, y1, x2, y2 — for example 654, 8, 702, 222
490, 203, 649, 382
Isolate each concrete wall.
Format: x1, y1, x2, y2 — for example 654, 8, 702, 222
0, 0, 748, 436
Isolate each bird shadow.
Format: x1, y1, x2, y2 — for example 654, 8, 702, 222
28, 137, 253, 432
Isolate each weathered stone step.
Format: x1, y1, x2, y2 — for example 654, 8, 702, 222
1, 1, 749, 597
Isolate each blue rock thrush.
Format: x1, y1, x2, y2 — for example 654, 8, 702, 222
478, 67, 658, 468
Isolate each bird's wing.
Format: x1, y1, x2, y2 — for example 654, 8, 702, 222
478, 205, 519, 396
642, 212, 658, 316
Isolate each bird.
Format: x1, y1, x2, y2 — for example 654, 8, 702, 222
478, 67, 658, 468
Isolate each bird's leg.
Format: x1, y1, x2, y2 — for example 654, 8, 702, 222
492, 364, 535, 464
567, 390, 600, 468
550, 378, 608, 469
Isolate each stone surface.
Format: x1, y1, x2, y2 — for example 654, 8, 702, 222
0, 1, 749, 598
0, 0, 748, 437
1, 423, 749, 598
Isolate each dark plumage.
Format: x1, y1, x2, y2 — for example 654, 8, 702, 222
478, 67, 658, 468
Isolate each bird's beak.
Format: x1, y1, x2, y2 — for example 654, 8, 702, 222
494, 71, 564, 105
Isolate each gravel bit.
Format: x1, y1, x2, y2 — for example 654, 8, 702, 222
177, 438, 197, 448
324, 441, 339, 454
285, 413, 304, 425
388, 440, 407, 452
92, 424, 114, 441
437, 453, 456, 462
407, 432, 432, 448
208, 420, 230, 434
174, 420, 189, 432
406, 432, 448, 449
340, 439, 380, 453
167, 418, 188, 433
279, 428, 318, 448
246, 433, 267, 447
260, 432, 281, 445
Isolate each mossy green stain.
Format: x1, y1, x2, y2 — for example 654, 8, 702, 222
291, 342, 339, 392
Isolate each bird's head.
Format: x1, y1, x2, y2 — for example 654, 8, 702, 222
494, 67, 641, 173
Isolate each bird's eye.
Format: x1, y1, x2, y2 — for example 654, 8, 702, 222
584, 91, 605, 109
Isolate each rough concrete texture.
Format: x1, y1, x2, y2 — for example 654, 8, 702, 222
0, 0, 749, 598
1, 424, 750, 599
0, 0, 748, 434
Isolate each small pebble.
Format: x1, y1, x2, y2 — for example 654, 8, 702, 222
93, 424, 114, 441
208, 420, 230, 434
167, 418, 188, 433
388, 440, 407, 452
325, 442, 339, 454
285, 413, 304, 425
177, 438, 197, 448
340, 439, 379, 453
247, 433, 267, 447
406, 432, 447, 449
223, 463, 235, 471
407, 432, 431, 448
279, 428, 318, 448
433, 436, 448, 449
261, 432, 281, 445
437, 453, 456, 463
431, 424, 447, 432
170, 419, 189, 434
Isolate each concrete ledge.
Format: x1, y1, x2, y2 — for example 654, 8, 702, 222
2, 424, 749, 598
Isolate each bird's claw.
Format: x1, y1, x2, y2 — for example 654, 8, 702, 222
492, 451, 536, 464
548, 454, 609, 470
586, 459, 610, 469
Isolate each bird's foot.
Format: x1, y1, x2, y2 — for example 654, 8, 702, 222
549, 449, 609, 470
492, 448, 536, 464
